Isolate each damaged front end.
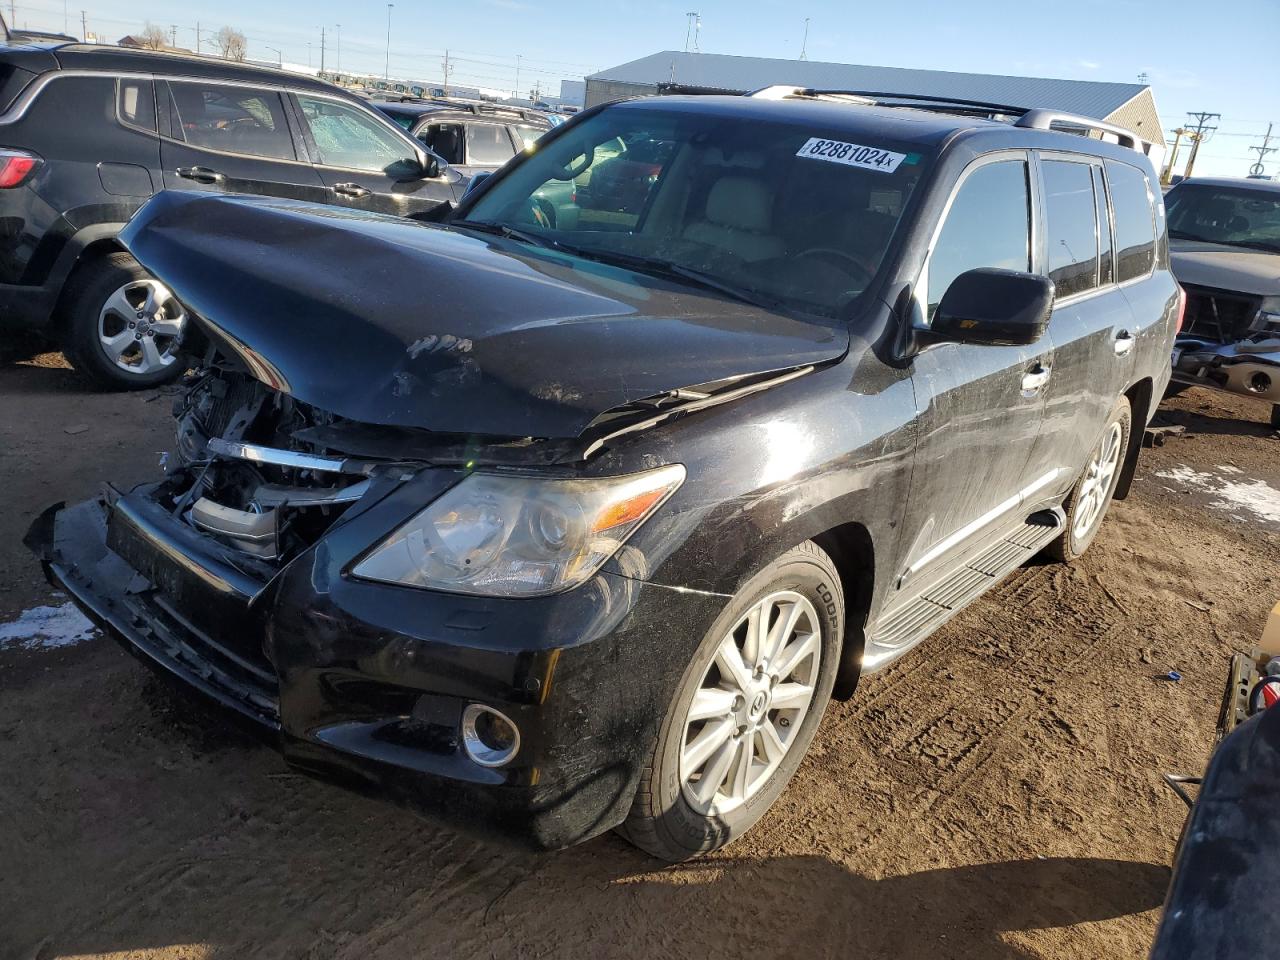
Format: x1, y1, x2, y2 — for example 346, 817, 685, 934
1173, 286, 1280, 404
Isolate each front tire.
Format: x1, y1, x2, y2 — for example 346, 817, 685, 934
620, 541, 844, 861
1048, 396, 1131, 562
61, 251, 188, 390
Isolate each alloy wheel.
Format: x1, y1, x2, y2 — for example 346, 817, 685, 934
1072, 421, 1124, 541
679, 590, 821, 815
97, 279, 186, 376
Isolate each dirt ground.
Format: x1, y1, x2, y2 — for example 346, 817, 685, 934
2, 337, 1278, 960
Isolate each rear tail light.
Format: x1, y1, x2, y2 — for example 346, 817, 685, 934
0, 148, 40, 188
1175, 284, 1187, 334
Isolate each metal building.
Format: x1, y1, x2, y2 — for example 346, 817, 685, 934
586, 51, 1165, 155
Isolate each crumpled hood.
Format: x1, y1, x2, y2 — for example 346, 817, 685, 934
1170, 240, 1280, 297
121, 192, 848, 438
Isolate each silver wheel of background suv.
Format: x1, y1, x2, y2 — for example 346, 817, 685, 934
679, 590, 821, 815
97, 278, 187, 376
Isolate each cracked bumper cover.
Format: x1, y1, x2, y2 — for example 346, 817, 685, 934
25, 488, 725, 850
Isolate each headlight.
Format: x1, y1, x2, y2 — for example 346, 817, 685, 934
350, 464, 685, 597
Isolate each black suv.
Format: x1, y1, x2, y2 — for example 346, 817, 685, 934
0, 40, 459, 387
370, 98, 552, 178
30, 89, 1179, 860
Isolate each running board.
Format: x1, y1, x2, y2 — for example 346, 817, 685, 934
864, 508, 1065, 670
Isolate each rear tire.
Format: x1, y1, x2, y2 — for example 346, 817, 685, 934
60, 251, 188, 390
1047, 396, 1132, 562
619, 541, 844, 861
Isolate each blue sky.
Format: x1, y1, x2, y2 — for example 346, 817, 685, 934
12, 0, 1278, 178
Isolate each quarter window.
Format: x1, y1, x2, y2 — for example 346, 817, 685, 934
169, 81, 295, 161
117, 79, 156, 132
1105, 161, 1156, 282
1041, 160, 1099, 298
295, 94, 418, 174
927, 160, 1031, 318
466, 124, 517, 165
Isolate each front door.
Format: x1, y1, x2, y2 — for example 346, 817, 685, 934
291, 93, 458, 217
901, 154, 1053, 587
158, 79, 328, 202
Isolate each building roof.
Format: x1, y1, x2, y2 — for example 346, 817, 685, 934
590, 51, 1149, 122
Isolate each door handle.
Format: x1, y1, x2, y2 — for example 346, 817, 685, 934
175, 166, 224, 184
1114, 330, 1135, 356
1021, 364, 1051, 393
333, 182, 371, 199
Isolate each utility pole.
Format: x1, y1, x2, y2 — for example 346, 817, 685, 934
195, 21, 201, 54
384, 4, 394, 81
799, 17, 810, 60
320, 26, 326, 74
442, 50, 450, 96
514, 54, 521, 100
80, 9, 86, 41
1183, 111, 1220, 181
335, 24, 341, 73
1248, 122, 1276, 178
1162, 127, 1188, 185
685, 12, 700, 52
170, 24, 177, 48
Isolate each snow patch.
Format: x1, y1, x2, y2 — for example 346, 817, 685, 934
0, 601, 99, 650
1156, 465, 1280, 526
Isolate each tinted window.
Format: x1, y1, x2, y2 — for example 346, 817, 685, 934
296, 95, 418, 173
169, 82, 295, 161
466, 124, 516, 165
1093, 166, 1114, 285
1041, 160, 1098, 298
1105, 161, 1155, 282
117, 79, 155, 132
927, 160, 1031, 317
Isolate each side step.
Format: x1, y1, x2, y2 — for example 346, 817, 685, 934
865, 509, 1064, 668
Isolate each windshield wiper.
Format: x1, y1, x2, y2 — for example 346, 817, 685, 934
451, 219, 560, 250
568, 249, 785, 311
1169, 230, 1213, 243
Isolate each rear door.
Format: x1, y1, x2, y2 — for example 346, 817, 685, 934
1021, 154, 1136, 487
900, 153, 1052, 586
291, 92, 457, 216
158, 79, 327, 202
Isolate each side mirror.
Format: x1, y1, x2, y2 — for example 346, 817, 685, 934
930, 268, 1055, 346
463, 171, 492, 198
419, 152, 442, 179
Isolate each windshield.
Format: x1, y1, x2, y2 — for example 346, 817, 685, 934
459, 107, 929, 317
1165, 183, 1280, 254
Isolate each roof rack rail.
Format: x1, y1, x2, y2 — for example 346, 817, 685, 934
805, 89, 1029, 115
1013, 109, 1140, 150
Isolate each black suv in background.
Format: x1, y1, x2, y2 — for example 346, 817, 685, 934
0, 40, 460, 387
370, 98, 552, 178
32, 89, 1178, 860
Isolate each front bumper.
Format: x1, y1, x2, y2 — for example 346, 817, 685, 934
26, 485, 726, 850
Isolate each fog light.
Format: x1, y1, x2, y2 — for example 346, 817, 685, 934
461, 703, 521, 767
1248, 372, 1272, 394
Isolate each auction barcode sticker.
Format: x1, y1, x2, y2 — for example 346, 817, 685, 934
795, 137, 906, 173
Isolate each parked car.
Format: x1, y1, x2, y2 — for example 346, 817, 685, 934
0, 39, 460, 388
370, 98, 553, 178
29, 90, 1179, 860
1164, 177, 1280, 427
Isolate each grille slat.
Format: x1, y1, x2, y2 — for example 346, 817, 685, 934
1181, 284, 1262, 341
